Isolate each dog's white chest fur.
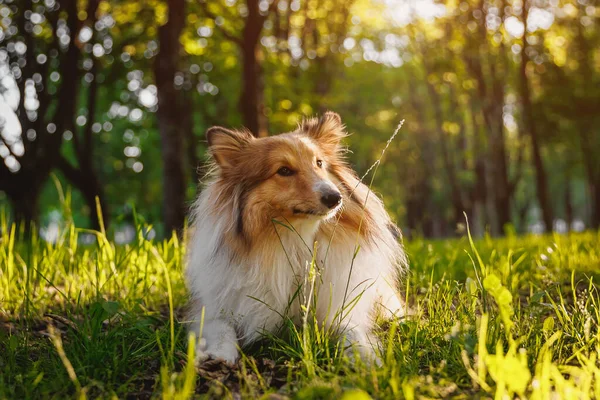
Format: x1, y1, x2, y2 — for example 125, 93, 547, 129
187, 216, 320, 341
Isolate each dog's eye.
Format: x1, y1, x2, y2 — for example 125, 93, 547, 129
316, 160, 323, 168
277, 167, 295, 176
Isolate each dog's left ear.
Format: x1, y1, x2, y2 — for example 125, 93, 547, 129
206, 127, 254, 169
302, 111, 347, 151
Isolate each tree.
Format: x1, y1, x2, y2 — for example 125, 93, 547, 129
460, 0, 514, 234
56, 0, 109, 231
0, 0, 81, 229
154, 0, 189, 235
519, 0, 553, 232
573, 3, 600, 229
200, 0, 279, 137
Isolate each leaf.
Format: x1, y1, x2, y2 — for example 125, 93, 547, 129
9, 334, 18, 352
465, 277, 478, 295
102, 300, 120, 317
530, 291, 545, 304
543, 316, 555, 334
486, 345, 531, 396
340, 389, 372, 400
483, 274, 514, 333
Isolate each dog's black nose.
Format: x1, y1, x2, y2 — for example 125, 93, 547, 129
321, 191, 342, 209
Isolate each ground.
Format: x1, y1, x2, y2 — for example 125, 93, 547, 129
0, 218, 599, 399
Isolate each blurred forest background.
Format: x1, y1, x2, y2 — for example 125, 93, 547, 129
0, 0, 598, 239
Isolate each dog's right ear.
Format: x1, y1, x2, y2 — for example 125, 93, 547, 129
206, 127, 254, 169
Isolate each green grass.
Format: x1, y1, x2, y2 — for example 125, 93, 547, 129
1, 210, 599, 398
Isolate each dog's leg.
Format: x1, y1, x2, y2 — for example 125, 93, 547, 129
190, 318, 239, 365
376, 285, 405, 319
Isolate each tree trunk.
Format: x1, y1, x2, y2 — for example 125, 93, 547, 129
240, 44, 266, 137
62, 0, 108, 232
183, 91, 200, 182
200, 0, 270, 137
462, 0, 511, 235
9, 177, 44, 233
405, 180, 433, 238
404, 69, 436, 238
57, 156, 108, 231
1, 0, 80, 230
573, 8, 600, 230
592, 181, 600, 229
419, 41, 465, 231
81, 174, 107, 231
154, 0, 188, 235
471, 105, 487, 237
486, 0, 511, 233
428, 82, 465, 230
240, 0, 268, 137
520, 2, 553, 232
565, 173, 573, 230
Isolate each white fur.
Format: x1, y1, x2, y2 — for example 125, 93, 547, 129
186, 182, 405, 364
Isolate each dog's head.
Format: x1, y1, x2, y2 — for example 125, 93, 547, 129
206, 112, 348, 231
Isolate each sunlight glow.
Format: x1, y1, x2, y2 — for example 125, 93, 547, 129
385, 0, 446, 27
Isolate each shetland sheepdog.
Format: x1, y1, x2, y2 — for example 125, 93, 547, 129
186, 112, 407, 364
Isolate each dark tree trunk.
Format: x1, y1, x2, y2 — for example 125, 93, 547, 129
462, 0, 511, 235
576, 101, 599, 230
489, 134, 511, 234
565, 173, 573, 230
183, 91, 200, 182
199, 0, 272, 137
240, 44, 266, 137
9, 176, 44, 233
154, 0, 188, 235
516, 197, 531, 232
404, 72, 435, 238
240, 0, 268, 137
592, 181, 600, 229
471, 104, 487, 237
405, 182, 433, 238
11, 197, 38, 231
421, 59, 465, 231
312, 3, 351, 112
59, 0, 107, 231
520, 2, 553, 232
81, 173, 107, 231
1, 0, 80, 230
488, 20, 511, 235
573, 7, 600, 230
57, 156, 107, 231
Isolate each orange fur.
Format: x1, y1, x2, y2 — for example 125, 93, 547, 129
203, 111, 394, 253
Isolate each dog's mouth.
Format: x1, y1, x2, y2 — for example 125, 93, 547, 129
293, 208, 323, 216
292, 203, 342, 219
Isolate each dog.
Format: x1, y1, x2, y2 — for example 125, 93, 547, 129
186, 112, 407, 364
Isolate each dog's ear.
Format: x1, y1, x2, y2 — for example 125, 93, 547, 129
206, 127, 254, 169
302, 111, 347, 151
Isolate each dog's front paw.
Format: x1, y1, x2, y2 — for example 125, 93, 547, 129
345, 341, 382, 367
343, 328, 382, 366
196, 337, 240, 366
